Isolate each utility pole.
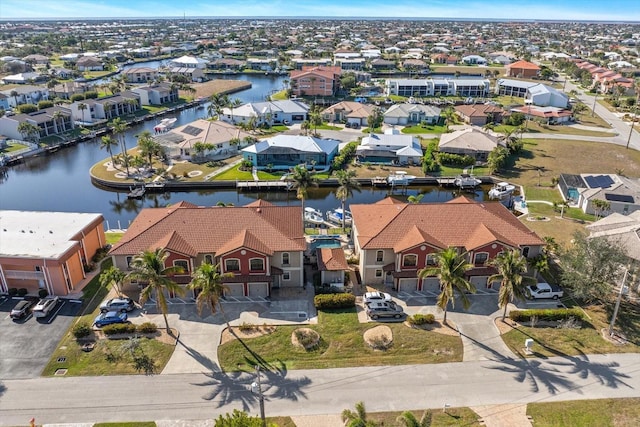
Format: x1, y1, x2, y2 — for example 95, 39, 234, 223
591, 91, 598, 117
609, 268, 628, 337
626, 102, 638, 150
252, 365, 266, 427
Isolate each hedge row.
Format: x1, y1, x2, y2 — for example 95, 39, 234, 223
509, 307, 585, 323
407, 313, 435, 325
332, 141, 358, 169
313, 293, 356, 309
102, 322, 158, 335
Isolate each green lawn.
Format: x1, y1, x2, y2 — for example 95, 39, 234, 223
527, 398, 640, 427
493, 123, 615, 138
367, 408, 481, 427
2, 142, 29, 153
401, 124, 448, 134
212, 164, 254, 180
105, 232, 124, 245
315, 124, 342, 131
218, 308, 463, 371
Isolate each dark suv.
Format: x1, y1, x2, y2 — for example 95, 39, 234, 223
10, 298, 37, 319
100, 297, 135, 313
365, 301, 404, 320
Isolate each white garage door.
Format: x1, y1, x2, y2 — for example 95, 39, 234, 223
225, 284, 244, 297
470, 275, 499, 290
248, 282, 269, 298
421, 278, 440, 292
398, 278, 418, 292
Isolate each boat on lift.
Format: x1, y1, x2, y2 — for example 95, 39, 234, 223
488, 182, 516, 199
454, 168, 482, 189
304, 207, 325, 225
326, 208, 352, 226
387, 171, 416, 186
153, 117, 177, 133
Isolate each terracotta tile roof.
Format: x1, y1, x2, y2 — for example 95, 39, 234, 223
110, 202, 306, 257
507, 60, 540, 71
351, 196, 544, 252
216, 229, 274, 257
317, 247, 349, 271
455, 104, 506, 118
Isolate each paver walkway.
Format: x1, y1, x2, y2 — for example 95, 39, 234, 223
472, 404, 532, 427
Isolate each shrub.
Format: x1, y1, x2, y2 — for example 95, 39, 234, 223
313, 293, 356, 309
84, 91, 98, 99
38, 289, 49, 298
73, 322, 92, 339
239, 322, 257, 333
70, 93, 86, 102
37, 100, 54, 110
436, 152, 475, 167
368, 335, 392, 350
102, 323, 136, 335
509, 308, 585, 323
17, 104, 38, 114
17, 288, 28, 297
408, 313, 435, 326
136, 322, 158, 334
293, 328, 320, 350
8, 288, 18, 296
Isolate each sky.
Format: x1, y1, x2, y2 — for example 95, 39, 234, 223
1, 0, 639, 21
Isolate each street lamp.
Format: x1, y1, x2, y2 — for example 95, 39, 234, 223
251, 365, 266, 427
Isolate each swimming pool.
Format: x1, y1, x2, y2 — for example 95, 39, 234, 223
310, 237, 342, 250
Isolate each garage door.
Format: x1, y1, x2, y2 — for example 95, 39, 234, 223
398, 278, 418, 292
470, 275, 499, 290
248, 282, 269, 298
421, 278, 440, 292
225, 284, 244, 297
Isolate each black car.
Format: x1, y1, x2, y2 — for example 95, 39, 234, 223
10, 298, 37, 319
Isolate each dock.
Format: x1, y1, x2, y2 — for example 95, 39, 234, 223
236, 180, 292, 191
436, 177, 457, 186
371, 176, 388, 186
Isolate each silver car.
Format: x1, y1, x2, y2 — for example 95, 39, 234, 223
33, 296, 60, 318
366, 301, 404, 320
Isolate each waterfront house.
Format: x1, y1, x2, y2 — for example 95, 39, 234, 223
108, 200, 306, 298
241, 134, 339, 170
461, 55, 488, 65
0, 85, 49, 109
438, 127, 503, 162
454, 104, 507, 126
317, 247, 349, 288
122, 67, 159, 83
154, 119, 252, 160
69, 91, 141, 124
505, 60, 540, 79
0, 106, 74, 140
385, 78, 490, 98
132, 83, 179, 106
221, 100, 309, 126
383, 103, 441, 126
558, 173, 640, 216
322, 101, 375, 127
350, 197, 544, 292
167, 67, 205, 82
290, 66, 342, 97
1, 72, 47, 85
170, 55, 208, 69
49, 81, 94, 100
76, 56, 104, 72
290, 58, 333, 70
0, 210, 106, 297
356, 130, 423, 165
22, 54, 50, 65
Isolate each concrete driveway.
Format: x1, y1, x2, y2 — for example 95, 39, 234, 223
0, 295, 81, 379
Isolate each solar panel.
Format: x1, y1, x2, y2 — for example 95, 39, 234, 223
181, 125, 203, 136
584, 175, 614, 188
584, 175, 598, 188
604, 193, 634, 203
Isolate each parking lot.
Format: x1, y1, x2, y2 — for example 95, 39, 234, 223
0, 296, 81, 379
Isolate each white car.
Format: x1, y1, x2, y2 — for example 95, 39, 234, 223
33, 296, 60, 318
526, 283, 564, 300
364, 291, 392, 304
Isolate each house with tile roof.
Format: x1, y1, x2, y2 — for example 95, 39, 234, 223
317, 247, 350, 288
383, 103, 441, 126
242, 134, 339, 170
454, 104, 507, 126
350, 197, 544, 293
290, 66, 342, 97
108, 200, 306, 297
505, 60, 540, 79
322, 101, 375, 127
438, 127, 504, 162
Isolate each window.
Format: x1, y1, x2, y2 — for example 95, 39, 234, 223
174, 260, 189, 273
426, 254, 437, 265
204, 254, 213, 264
375, 269, 383, 278
282, 252, 290, 265
225, 259, 240, 272
376, 251, 384, 263
126, 256, 133, 268
250, 258, 264, 271
474, 252, 489, 265
283, 271, 291, 281
402, 254, 417, 268
521, 246, 530, 257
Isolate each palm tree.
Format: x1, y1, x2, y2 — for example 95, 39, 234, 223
488, 249, 537, 321
78, 102, 88, 124
335, 169, 360, 229
418, 247, 475, 324
397, 410, 432, 427
288, 164, 319, 223
99, 265, 127, 297
228, 98, 242, 123
10, 90, 19, 109
100, 135, 119, 168
111, 117, 131, 176
17, 122, 40, 143
187, 263, 234, 326
407, 193, 424, 204
341, 401, 377, 427
208, 93, 229, 119
51, 110, 65, 134
137, 130, 161, 169
127, 248, 185, 332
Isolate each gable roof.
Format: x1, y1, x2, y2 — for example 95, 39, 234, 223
507, 60, 540, 71
109, 202, 306, 257
242, 135, 339, 155
317, 247, 349, 271
322, 101, 375, 118
438, 127, 502, 152
351, 196, 544, 252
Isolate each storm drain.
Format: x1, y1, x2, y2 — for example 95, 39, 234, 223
55, 368, 67, 376
57, 357, 66, 363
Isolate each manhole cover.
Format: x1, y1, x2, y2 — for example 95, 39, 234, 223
57, 357, 66, 363
55, 368, 67, 376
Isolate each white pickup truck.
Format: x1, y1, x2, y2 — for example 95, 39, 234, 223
526, 283, 564, 300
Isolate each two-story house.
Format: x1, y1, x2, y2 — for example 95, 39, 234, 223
290, 66, 342, 97
350, 197, 544, 293
108, 200, 306, 298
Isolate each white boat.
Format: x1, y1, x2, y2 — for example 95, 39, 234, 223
387, 171, 416, 186
326, 208, 352, 226
454, 172, 482, 189
304, 207, 325, 225
154, 118, 177, 133
488, 182, 516, 199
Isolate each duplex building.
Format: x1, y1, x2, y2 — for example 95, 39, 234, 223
122, 67, 159, 83
0, 106, 74, 140
132, 83, 179, 106
385, 78, 490, 98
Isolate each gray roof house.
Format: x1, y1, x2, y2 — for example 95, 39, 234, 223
356, 129, 423, 165
383, 103, 441, 126
438, 127, 504, 162
587, 210, 640, 266
221, 100, 309, 126
241, 135, 339, 170
559, 173, 640, 216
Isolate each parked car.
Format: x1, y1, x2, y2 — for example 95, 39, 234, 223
364, 291, 392, 304
100, 297, 135, 313
94, 311, 128, 327
366, 301, 404, 320
526, 283, 564, 300
33, 296, 60, 318
10, 298, 37, 319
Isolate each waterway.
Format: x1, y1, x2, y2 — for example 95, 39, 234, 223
0, 70, 488, 230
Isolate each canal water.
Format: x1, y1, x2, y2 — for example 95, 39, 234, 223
0, 71, 487, 229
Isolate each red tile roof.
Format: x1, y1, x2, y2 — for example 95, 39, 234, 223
351, 196, 544, 252
317, 247, 349, 271
110, 201, 306, 257
506, 60, 541, 71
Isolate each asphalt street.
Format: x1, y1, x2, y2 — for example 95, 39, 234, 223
1, 352, 639, 425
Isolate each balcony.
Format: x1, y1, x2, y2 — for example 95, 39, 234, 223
4, 270, 45, 280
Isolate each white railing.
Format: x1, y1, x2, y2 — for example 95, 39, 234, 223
4, 270, 45, 280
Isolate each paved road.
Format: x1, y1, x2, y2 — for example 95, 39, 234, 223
1, 352, 639, 425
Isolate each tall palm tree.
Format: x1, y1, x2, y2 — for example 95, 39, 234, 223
418, 247, 475, 324
78, 102, 88, 124
99, 265, 126, 297
288, 164, 319, 223
10, 90, 19, 109
187, 263, 234, 326
111, 117, 131, 176
17, 122, 40, 143
335, 169, 360, 229
51, 110, 65, 133
488, 249, 537, 321
137, 130, 161, 169
341, 401, 377, 427
100, 135, 119, 168
397, 410, 432, 427
127, 248, 185, 332
228, 98, 242, 123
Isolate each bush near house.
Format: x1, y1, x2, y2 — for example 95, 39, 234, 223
314, 293, 356, 309
102, 323, 137, 335
407, 313, 435, 325
509, 308, 585, 323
